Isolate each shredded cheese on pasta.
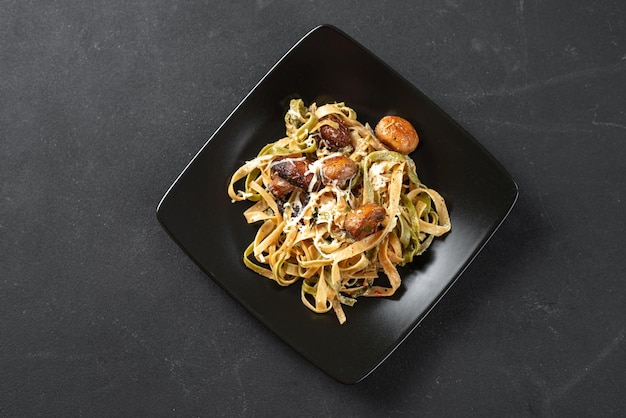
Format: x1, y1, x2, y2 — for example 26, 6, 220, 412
228, 99, 450, 324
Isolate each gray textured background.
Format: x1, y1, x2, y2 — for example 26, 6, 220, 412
2, 1, 625, 416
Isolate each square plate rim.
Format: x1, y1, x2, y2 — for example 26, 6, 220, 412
156, 24, 519, 384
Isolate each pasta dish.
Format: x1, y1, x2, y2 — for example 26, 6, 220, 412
228, 99, 451, 323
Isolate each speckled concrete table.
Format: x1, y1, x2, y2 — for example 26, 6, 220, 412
2, 1, 624, 416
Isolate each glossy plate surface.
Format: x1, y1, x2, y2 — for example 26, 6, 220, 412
157, 25, 518, 384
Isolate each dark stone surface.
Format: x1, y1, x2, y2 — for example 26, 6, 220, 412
2, 1, 624, 416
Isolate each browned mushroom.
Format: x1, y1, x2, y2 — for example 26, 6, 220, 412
344, 203, 386, 240
319, 115, 351, 150
375, 115, 419, 154
270, 156, 313, 191
320, 155, 358, 188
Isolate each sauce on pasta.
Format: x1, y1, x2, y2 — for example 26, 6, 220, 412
228, 99, 451, 323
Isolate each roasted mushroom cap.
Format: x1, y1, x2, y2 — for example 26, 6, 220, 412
344, 203, 386, 240
320, 155, 358, 188
375, 115, 419, 154
319, 115, 352, 150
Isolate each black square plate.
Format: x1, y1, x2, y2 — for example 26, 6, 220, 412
157, 25, 518, 384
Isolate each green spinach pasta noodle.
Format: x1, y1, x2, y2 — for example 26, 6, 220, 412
228, 99, 451, 324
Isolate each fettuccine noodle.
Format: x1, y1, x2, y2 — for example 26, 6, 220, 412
228, 99, 450, 323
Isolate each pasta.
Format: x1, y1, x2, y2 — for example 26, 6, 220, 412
228, 99, 451, 324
